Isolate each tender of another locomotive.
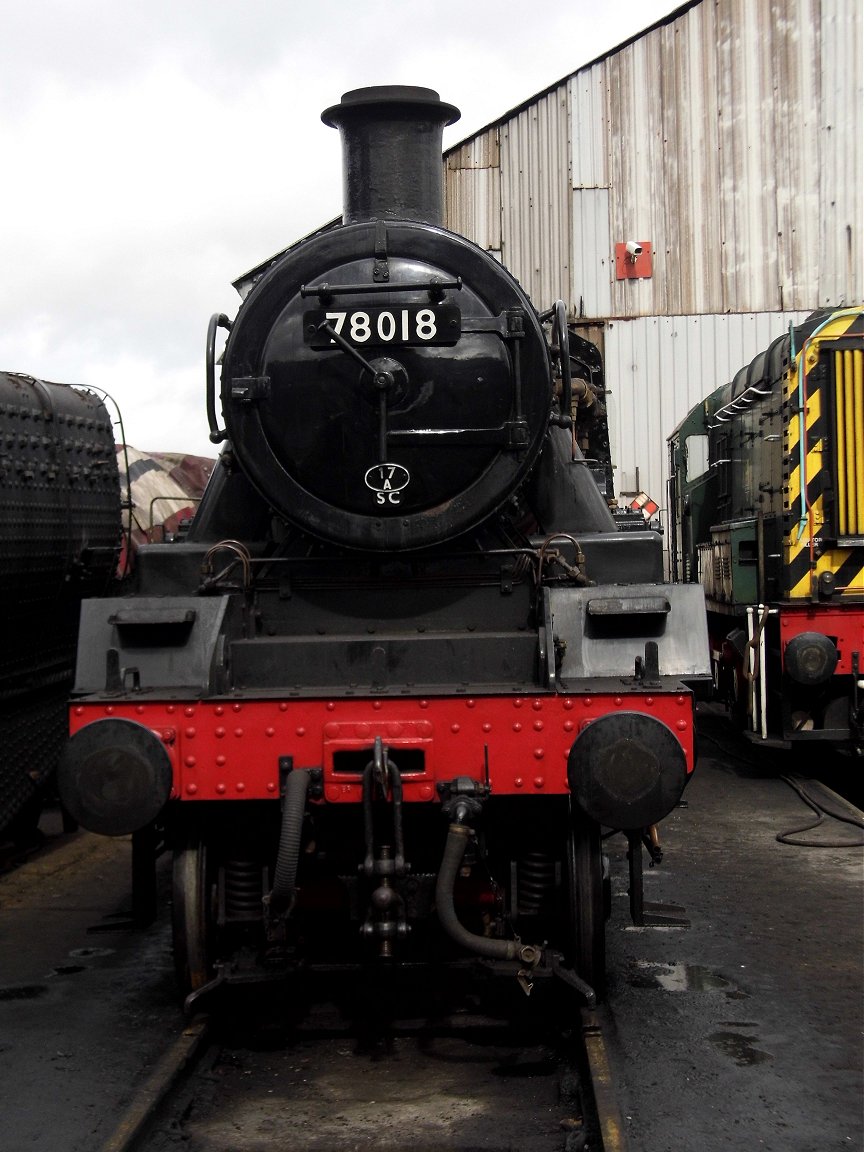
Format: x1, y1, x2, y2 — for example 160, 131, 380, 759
668, 307, 864, 752
0, 373, 120, 838
60, 87, 709, 1003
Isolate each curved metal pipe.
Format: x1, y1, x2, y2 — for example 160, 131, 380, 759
435, 823, 539, 964
266, 769, 311, 915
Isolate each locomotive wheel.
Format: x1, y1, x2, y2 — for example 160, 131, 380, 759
172, 829, 216, 995
565, 803, 606, 996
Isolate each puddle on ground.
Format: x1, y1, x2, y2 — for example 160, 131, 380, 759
709, 1030, 772, 1066
0, 984, 47, 1000
628, 961, 749, 997
68, 946, 114, 959
52, 965, 86, 976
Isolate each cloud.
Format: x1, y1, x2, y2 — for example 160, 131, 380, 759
1, 0, 676, 456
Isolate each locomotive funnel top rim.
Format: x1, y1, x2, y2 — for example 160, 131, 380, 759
321, 85, 460, 128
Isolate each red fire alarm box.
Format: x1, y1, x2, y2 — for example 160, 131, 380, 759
615, 241, 653, 280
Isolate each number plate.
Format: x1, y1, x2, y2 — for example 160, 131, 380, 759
304, 304, 460, 348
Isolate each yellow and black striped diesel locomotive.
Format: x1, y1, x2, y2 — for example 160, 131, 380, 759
668, 306, 864, 752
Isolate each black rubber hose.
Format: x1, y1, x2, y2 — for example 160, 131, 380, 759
776, 775, 864, 847
267, 769, 311, 914
435, 823, 521, 961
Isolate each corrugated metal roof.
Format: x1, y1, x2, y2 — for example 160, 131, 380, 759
444, 1, 702, 151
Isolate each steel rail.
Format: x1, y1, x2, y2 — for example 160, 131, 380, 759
97, 1014, 210, 1152
581, 1006, 631, 1152
95, 998, 628, 1151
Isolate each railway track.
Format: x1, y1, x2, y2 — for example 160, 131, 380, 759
4, 732, 860, 1152
97, 978, 629, 1152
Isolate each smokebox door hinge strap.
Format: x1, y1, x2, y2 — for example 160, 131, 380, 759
373, 222, 389, 282
230, 376, 271, 404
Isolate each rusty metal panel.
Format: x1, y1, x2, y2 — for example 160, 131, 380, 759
445, 166, 501, 252
446, 0, 861, 320
446, 132, 501, 171
602, 3, 740, 317
601, 0, 860, 317
818, 0, 863, 308
604, 312, 811, 503
444, 129, 502, 252
569, 63, 614, 318
498, 84, 572, 312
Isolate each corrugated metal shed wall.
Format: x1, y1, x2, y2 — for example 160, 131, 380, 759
442, 0, 861, 518
571, 63, 613, 316
445, 0, 861, 317
605, 311, 811, 499
819, 0, 862, 298
445, 133, 502, 256
446, 86, 573, 307
498, 87, 572, 311
591, 0, 860, 317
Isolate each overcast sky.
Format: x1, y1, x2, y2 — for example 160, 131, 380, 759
2, 0, 679, 458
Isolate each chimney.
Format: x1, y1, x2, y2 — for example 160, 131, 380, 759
321, 85, 460, 226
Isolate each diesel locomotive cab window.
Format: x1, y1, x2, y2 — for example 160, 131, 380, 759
685, 434, 709, 481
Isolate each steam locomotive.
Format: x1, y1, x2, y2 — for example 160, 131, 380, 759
59, 87, 709, 1005
0, 373, 119, 840
668, 306, 864, 753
